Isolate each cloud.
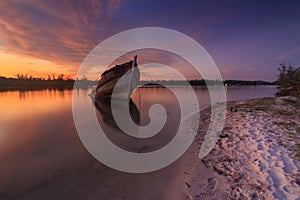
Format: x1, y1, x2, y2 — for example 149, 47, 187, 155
0, 0, 125, 68
275, 47, 300, 61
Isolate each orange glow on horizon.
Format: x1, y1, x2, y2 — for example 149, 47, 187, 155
0, 51, 77, 79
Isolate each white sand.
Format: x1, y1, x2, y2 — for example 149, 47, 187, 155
192, 97, 300, 199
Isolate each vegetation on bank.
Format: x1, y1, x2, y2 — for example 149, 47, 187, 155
3, 61, 300, 92
0, 73, 275, 91
140, 79, 274, 86
0, 74, 96, 91
276, 62, 300, 97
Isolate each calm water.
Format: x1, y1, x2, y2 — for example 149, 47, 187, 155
0, 85, 276, 199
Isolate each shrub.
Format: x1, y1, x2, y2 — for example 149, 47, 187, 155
276, 62, 300, 97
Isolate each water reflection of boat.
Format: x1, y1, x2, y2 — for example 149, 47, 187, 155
92, 87, 180, 153
94, 98, 140, 130
93, 55, 140, 99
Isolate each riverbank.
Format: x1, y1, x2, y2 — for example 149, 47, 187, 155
186, 96, 300, 199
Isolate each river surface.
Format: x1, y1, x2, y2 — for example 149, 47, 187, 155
0, 85, 276, 199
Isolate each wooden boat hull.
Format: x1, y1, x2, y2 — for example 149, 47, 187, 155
94, 56, 139, 100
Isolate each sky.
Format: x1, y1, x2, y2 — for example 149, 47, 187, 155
0, 0, 300, 81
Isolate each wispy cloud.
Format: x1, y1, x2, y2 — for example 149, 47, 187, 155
105, 49, 202, 80
0, 0, 125, 67
275, 47, 300, 61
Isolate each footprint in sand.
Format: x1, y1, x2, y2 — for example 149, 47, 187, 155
248, 129, 256, 136
207, 177, 216, 192
258, 160, 267, 171
280, 153, 296, 174
267, 170, 287, 200
257, 143, 265, 151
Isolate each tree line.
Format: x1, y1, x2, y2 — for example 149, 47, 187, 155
139, 79, 274, 86
1, 63, 298, 94
0, 74, 96, 91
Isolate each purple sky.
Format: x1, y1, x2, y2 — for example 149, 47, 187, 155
0, 0, 299, 81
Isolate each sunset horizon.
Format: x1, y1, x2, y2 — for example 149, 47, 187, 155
1, 1, 299, 82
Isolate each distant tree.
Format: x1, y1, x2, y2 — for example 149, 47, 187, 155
81, 75, 87, 81
276, 62, 300, 96
57, 74, 64, 80
18, 74, 25, 79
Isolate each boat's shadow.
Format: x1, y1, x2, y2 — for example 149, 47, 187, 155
90, 88, 181, 154
94, 98, 140, 130
92, 98, 147, 153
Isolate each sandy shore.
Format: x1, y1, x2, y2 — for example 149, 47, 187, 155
187, 96, 300, 199
1, 96, 300, 200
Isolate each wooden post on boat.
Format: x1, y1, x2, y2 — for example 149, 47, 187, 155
126, 55, 138, 99
133, 55, 137, 67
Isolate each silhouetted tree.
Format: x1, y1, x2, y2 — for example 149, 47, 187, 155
57, 74, 64, 80
81, 75, 88, 81
276, 62, 300, 96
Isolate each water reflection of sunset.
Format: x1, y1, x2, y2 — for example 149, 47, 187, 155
0, 89, 73, 123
